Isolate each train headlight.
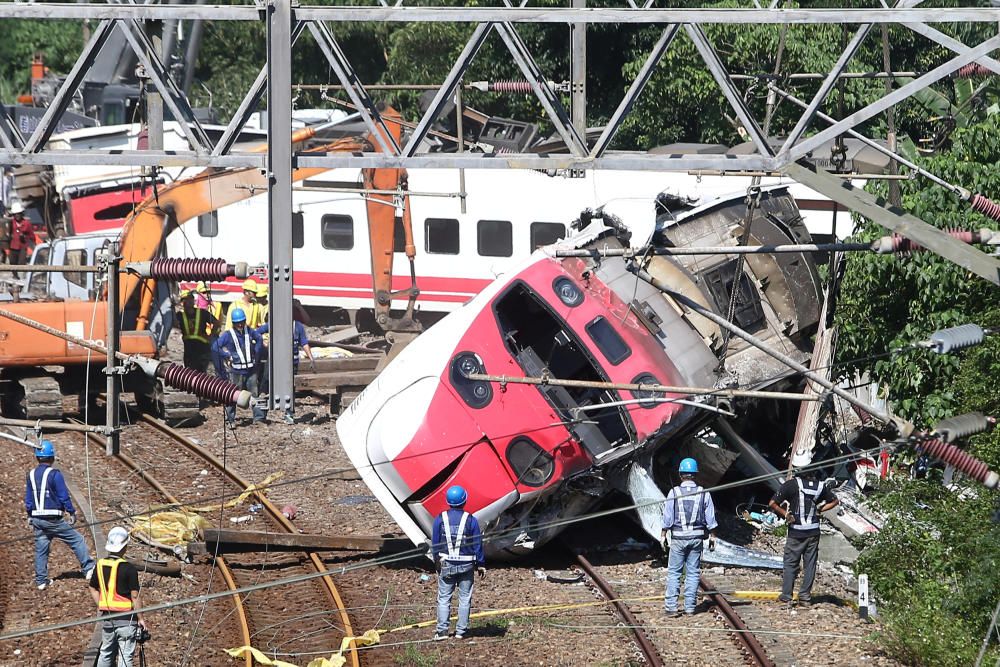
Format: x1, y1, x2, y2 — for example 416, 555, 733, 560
552, 277, 584, 307
450, 352, 493, 409
631, 373, 661, 409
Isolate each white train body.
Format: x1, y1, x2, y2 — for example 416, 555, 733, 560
165, 168, 844, 316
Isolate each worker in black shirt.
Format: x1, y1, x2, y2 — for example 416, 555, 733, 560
89, 527, 147, 667
769, 466, 839, 604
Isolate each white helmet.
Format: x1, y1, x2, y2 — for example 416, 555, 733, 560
9, 201, 24, 215
105, 526, 130, 553
791, 449, 812, 469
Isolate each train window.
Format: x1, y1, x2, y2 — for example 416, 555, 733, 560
292, 211, 304, 249
702, 260, 765, 332
477, 220, 512, 257
505, 436, 554, 487
65, 249, 87, 288
198, 211, 218, 238
321, 214, 354, 250
425, 218, 460, 255
585, 316, 631, 365
28, 246, 49, 296
530, 222, 565, 250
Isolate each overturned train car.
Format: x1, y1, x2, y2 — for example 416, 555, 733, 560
337, 186, 823, 558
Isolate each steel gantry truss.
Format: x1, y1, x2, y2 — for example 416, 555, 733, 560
2, 1, 1000, 412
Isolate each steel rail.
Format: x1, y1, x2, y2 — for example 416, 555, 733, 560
84, 431, 254, 667
700, 576, 775, 667
576, 555, 662, 667
136, 415, 360, 667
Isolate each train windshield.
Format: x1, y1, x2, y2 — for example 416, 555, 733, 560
494, 281, 632, 458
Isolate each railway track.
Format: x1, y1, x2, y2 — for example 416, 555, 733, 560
575, 554, 776, 666
88, 414, 359, 667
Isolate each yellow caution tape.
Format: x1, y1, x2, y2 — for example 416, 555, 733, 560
223, 646, 300, 667
187, 472, 284, 513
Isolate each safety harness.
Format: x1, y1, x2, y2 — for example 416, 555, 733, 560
229, 329, 254, 371
179, 309, 207, 343
795, 478, 824, 531
440, 511, 476, 563
28, 467, 62, 517
96, 557, 134, 612
669, 483, 708, 539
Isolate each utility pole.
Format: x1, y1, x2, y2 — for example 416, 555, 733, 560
570, 0, 587, 141
103, 244, 121, 456
145, 19, 164, 152
267, 0, 294, 418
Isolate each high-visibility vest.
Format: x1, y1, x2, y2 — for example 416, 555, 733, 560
229, 329, 255, 371
226, 301, 263, 330
794, 478, 825, 531
669, 484, 708, 539
179, 309, 208, 343
96, 557, 134, 612
440, 511, 476, 562
28, 467, 62, 517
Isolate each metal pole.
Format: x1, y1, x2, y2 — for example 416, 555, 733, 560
555, 242, 873, 258
0, 417, 106, 434
146, 19, 164, 154
455, 82, 467, 214
267, 0, 294, 417
570, 0, 587, 139
463, 372, 820, 402
627, 264, 909, 432
104, 244, 121, 455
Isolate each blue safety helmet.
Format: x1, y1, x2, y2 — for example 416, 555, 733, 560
446, 485, 468, 507
36, 440, 55, 459
678, 457, 698, 474
230, 307, 246, 324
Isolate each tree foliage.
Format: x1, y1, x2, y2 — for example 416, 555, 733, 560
839, 116, 1000, 666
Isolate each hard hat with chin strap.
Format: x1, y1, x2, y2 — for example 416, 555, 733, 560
230, 307, 246, 324
446, 485, 468, 507
678, 457, 699, 474
36, 440, 55, 458
242, 278, 258, 293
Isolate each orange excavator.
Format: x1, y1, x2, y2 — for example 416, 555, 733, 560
0, 109, 418, 420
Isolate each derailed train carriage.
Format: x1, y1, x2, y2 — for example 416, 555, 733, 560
337, 185, 823, 558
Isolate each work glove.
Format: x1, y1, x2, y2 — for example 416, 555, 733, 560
310, 360, 318, 374
66, 513, 76, 526
26, 518, 33, 529
435, 559, 442, 574
660, 532, 670, 552
708, 535, 716, 552
477, 566, 487, 580
785, 513, 796, 526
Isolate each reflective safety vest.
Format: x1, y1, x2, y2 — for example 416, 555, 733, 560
28, 467, 62, 517
795, 478, 824, 531
229, 329, 255, 371
226, 301, 262, 330
179, 309, 208, 343
96, 557, 134, 612
669, 484, 708, 539
440, 511, 476, 562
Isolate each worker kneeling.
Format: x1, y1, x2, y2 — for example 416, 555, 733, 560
89, 527, 148, 667
432, 485, 485, 640
661, 458, 717, 617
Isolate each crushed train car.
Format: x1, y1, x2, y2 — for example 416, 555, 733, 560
337, 185, 824, 558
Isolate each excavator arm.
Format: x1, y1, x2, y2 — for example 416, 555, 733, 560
121, 131, 365, 330
363, 108, 421, 336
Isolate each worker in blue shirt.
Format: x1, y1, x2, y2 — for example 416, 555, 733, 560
661, 458, 717, 616
211, 307, 266, 425
255, 319, 316, 424
25, 441, 95, 590
431, 485, 485, 640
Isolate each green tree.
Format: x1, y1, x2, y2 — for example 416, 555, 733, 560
838, 115, 1000, 666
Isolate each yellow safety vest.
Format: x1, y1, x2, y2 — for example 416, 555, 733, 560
179, 309, 208, 343
96, 557, 134, 612
226, 301, 264, 330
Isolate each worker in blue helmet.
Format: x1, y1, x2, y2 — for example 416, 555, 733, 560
661, 457, 717, 616
211, 307, 266, 426
431, 485, 485, 640
25, 441, 95, 590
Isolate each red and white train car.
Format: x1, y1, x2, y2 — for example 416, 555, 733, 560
336, 186, 825, 557
164, 168, 840, 321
